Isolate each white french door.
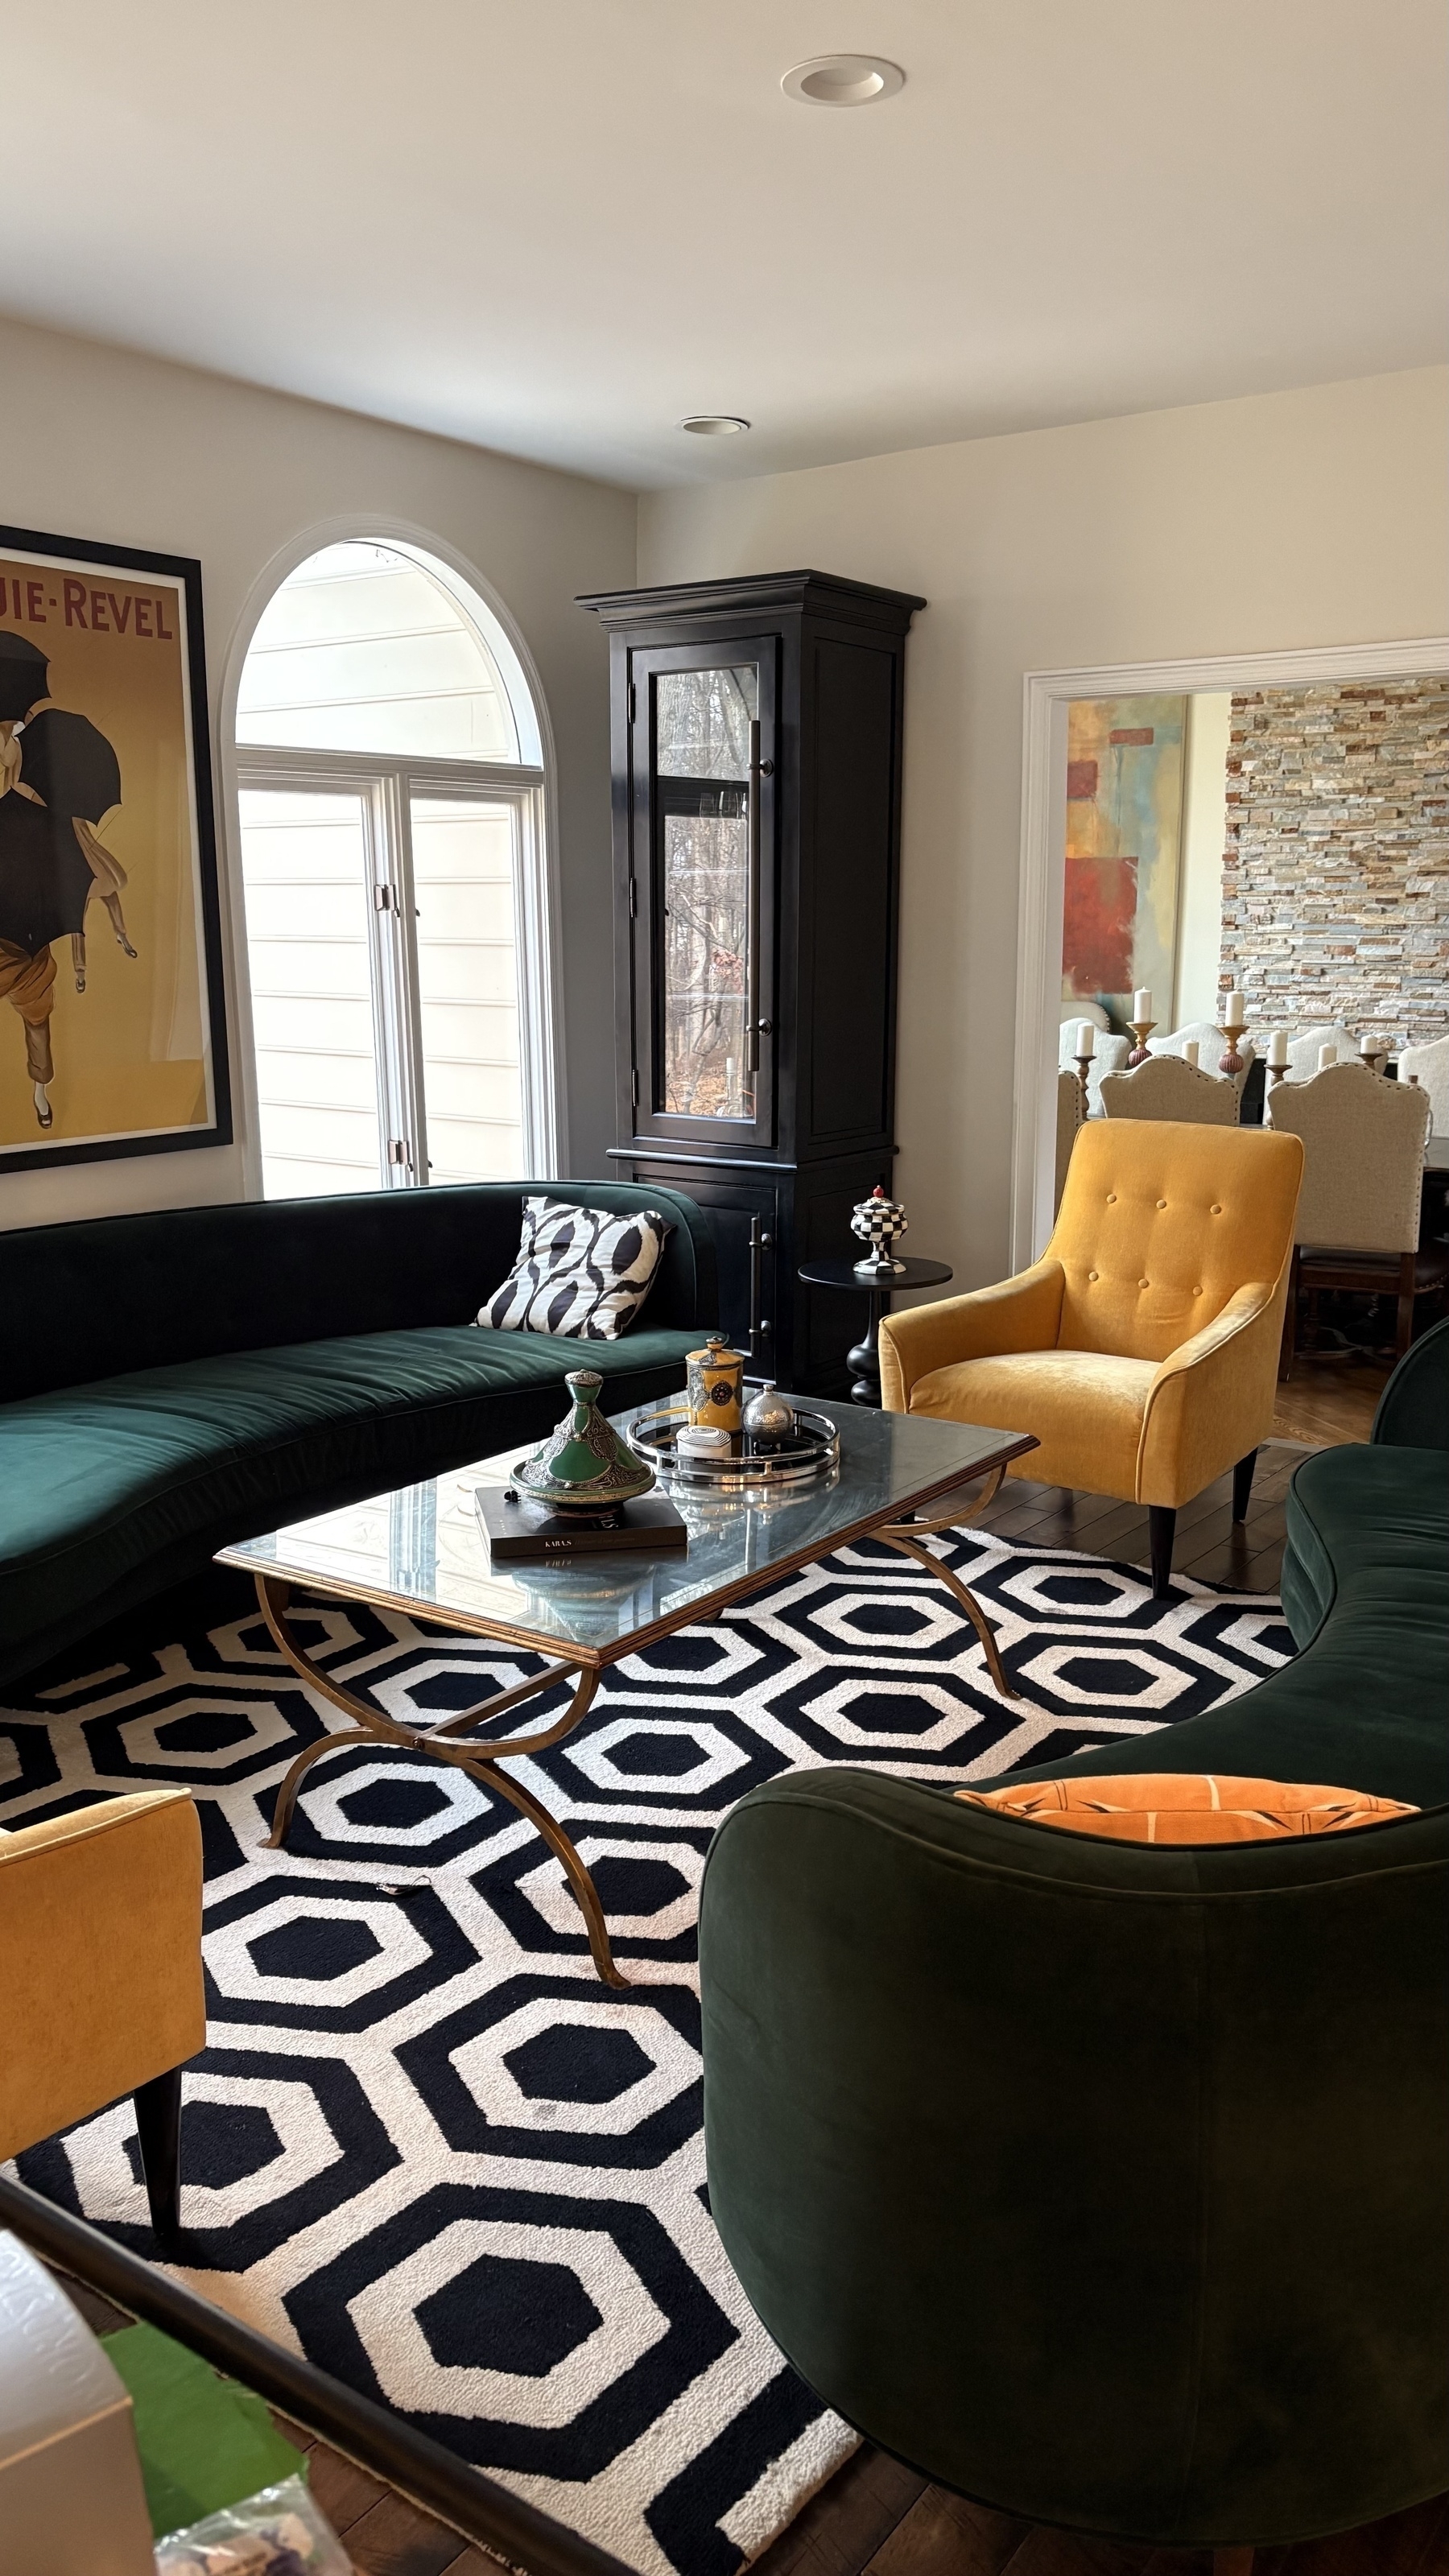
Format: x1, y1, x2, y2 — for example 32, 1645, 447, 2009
237, 750, 549, 1198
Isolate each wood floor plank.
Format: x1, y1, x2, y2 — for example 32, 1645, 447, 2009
753, 2446, 928, 2576
863, 2484, 1032, 2576
338, 2490, 471, 2576
302, 2440, 394, 2537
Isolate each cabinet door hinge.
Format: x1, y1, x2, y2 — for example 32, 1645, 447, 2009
387, 1137, 411, 1166
627, 679, 637, 724
374, 884, 396, 912
628, 877, 638, 919
630, 1068, 639, 1108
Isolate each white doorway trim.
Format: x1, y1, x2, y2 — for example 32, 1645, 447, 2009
1010, 634, 1449, 1273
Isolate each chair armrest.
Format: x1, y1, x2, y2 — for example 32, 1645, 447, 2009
1136, 1281, 1283, 1507
878, 1260, 1064, 1412
0, 1790, 205, 2162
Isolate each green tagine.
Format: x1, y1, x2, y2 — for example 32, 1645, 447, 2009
513, 1368, 657, 1512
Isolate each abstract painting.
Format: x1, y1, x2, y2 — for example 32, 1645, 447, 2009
1062, 696, 1186, 1029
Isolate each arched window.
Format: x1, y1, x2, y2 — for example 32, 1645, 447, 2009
234, 539, 555, 1197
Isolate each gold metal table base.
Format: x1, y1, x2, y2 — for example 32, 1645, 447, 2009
253, 1462, 1016, 1988
255, 1575, 626, 1987
877, 1461, 1018, 1703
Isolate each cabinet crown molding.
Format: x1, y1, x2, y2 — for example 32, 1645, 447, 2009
576, 569, 927, 634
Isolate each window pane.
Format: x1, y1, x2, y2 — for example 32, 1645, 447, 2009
238, 787, 384, 1197
656, 665, 758, 780
236, 543, 518, 761
663, 807, 753, 1120
411, 797, 524, 1183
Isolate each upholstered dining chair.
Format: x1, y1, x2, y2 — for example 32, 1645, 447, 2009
1146, 1019, 1253, 1082
878, 1121, 1304, 1596
0, 1788, 204, 2246
1266, 1060, 1447, 1368
1100, 1055, 1241, 1126
1399, 1032, 1449, 1136
1282, 1022, 1356, 1080
1054, 1068, 1084, 1212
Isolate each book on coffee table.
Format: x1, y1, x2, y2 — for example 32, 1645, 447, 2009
475, 1485, 689, 1563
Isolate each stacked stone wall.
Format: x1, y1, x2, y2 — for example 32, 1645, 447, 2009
1220, 677, 1448, 1044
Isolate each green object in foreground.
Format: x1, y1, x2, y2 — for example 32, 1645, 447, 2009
102, 2320, 305, 2539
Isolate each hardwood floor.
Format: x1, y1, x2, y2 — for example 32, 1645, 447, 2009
960, 1437, 1300, 1596
1270, 1352, 1391, 1449
47, 1379, 1434, 2576
752, 2442, 1449, 2576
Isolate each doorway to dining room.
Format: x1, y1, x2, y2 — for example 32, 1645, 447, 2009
1012, 634, 1449, 1272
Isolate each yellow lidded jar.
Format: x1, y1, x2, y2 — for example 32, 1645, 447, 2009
686, 1335, 745, 1432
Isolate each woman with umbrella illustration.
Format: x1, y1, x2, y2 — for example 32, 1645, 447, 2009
0, 630, 133, 1129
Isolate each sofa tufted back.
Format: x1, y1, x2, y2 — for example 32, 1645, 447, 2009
1046, 1121, 1303, 1363
0, 1182, 718, 1406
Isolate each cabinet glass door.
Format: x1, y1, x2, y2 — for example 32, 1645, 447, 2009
631, 641, 775, 1146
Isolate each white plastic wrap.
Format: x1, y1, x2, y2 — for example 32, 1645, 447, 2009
153, 2475, 352, 2575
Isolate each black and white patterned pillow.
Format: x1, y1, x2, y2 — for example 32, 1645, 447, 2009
476, 1197, 674, 1340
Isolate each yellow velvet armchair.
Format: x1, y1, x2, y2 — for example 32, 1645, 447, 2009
0, 1788, 204, 2246
879, 1121, 1304, 1596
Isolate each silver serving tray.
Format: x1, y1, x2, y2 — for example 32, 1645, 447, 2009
628, 1404, 841, 1489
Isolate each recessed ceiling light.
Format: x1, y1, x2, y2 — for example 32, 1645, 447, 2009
679, 415, 751, 436
781, 55, 905, 107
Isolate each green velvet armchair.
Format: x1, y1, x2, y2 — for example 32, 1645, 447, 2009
699, 1323, 1449, 2563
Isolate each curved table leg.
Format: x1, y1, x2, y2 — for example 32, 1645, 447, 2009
877, 1464, 1018, 1700
255, 1575, 623, 1981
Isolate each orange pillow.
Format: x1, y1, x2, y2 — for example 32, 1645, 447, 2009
955, 1773, 1418, 1844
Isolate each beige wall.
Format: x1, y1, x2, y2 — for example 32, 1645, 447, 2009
0, 314, 635, 1232
1174, 692, 1233, 1028
639, 366, 1449, 1288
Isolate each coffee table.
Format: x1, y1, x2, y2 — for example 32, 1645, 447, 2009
218, 1400, 1035, 1988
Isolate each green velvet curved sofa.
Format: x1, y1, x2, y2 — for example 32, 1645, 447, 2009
699, 1319, 1449, 2557
0, 1180, 714, 1687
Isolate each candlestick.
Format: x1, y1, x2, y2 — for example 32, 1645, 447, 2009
1266, 1029, 1290, 1069
1127, 1017, 1158, 1069
1073, 1021, 1096, 1107
1216, 993, 1249, 1079
1132, 988, 1153, 1024
1358, 1034, 1386, 1075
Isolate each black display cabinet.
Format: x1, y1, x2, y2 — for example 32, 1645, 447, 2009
577, 569, 925, 1393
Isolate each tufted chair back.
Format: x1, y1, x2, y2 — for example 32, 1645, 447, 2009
1045, 1120, 1304, 1362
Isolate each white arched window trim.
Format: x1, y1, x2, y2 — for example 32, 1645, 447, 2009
219, 518, 565, 1197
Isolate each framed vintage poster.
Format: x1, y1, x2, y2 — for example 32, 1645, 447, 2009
0, 523, 231, 1170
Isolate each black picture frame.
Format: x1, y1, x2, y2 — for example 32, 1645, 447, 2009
0, 521, 232, 1174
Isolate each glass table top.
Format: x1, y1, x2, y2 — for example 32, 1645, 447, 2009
219, 1400, 1031, 1666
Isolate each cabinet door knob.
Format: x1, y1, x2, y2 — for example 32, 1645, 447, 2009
753, 1018, 774, 1036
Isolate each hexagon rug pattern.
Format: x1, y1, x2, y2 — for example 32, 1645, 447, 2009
4, 1525, 1290, 2576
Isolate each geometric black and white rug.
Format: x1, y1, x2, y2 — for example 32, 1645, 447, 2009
4, 1524, 1291, 2576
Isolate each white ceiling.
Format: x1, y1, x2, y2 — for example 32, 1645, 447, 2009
5, 0, 1445, 490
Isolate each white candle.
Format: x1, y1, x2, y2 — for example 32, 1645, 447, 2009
1359, 1033, 1378, 1060
1318, 1042, 1336, 1071
1267, 1029, 1290, 1068
1226, 990, 1246, 1026
1133, 989, 1152, 1022
1183, 1040, 1200, 1067
1075, 1021, 1096, 1058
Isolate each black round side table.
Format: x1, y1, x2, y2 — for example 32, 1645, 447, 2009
797, 1254, 954, 1406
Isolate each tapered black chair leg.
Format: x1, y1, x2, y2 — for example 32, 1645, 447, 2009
1232, 1448, 1258, 1523
1148, 1506, 1177, 1600
134, 2065, 184, 2248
